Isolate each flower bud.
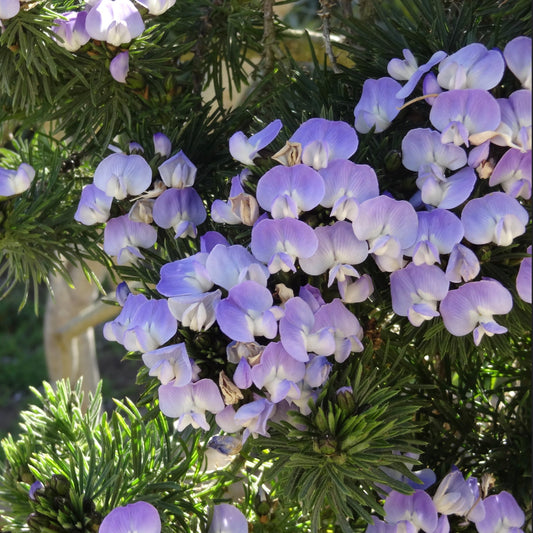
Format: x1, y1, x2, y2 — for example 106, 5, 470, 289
336, 386, 356, 413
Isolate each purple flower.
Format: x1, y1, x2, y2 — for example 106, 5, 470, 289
134, 0, 175, 15
445, 243, 480, 283
103, 293, 148, 345
288, 118, 358, 169
319, 160, 379, 221
384, 490, 438, 532
422, 72, 443, 105
366, 517, 416, 533
353, 195, 418, 272
430, 89, 501, 147
234, 396, 275, 439
0, 0, 19, 18
158, 378, 224, 430
52, 12, 90, 51
503, 36, 532, 90
391, 263, 449, 326
29, 480, 44, 500
167, 290, 221, 332
440, 279, 513, 345
251, 342, 305, 403
85, 0, 144, 46
279, 297, 335, 362
388, 49, 447, 99
153, 133, 172, 157
340, 274, 374, 303
208, 503, 248, 533
122, 298, 177, 352
251, 217, 319, 274
100, 501, 161, 533
229, 119, 282, 165
461, 192, 528, 247
215, 281, 278, 342
152, 187, 206, 238
404, 209, 464, 266
490, 90, 531, 152
299, 221, 368, 288
110, 51, 129, 83
142, 343, 192, 385
256, 164, 325, 218
354, 77, 405, 134
157, 253, 213, 297
103, 214, 157, 265
74, 184, 113, 225
516, 246, 531, 303
0, 163, 35, 197
437, 43, 505, 90
158, 150, 197, 188
489, 148, 531, 199
433, 469, 485, 522
476, 492, 525, 533
304, 355, 332, 388
93, 153, 152, 200
205, 244, 269, 290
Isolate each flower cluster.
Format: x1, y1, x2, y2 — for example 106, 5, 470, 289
366, 468, 525, 533
75, 38, 531, 449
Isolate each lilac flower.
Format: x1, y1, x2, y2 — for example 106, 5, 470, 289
152, 187, 206, 238
0, 0, 19, 19
437, 43, 505, 90
251, 342, 305, 403
0, 163, 35, 197
122, 298, 177, 352
476, 492, 525, 533
229, 119, 282, 165
157, 253, 213, 297
279, 297, 335, 362
158, 150, 197, 188
366, 517, 416, 533
200, 231, 229, 253
134, 0, 175, 15
416, 165, 477, 209
168, 290, 221, 332
388, 49, 447, 99
384, 490, 438, 533
319, 160, 379, 221
215, 281, 278, 342
226, 340, 264, 364
433, 469, 485, 522
490, 90, 532, 152
429, 89, 501, 147
153, 133, 172, 157
503, 36, 532, 90
29, 480, 44, 500
85, 0, 144, 46
304, 355, 332, 388
461, 192, 528, 247
401, 128, 467, 175
354, 77, 405, 134
353, 195, 418, 272
209, 503, 248, 533
129, 197, 154, 224
100, 501, 161, 533
445, 243, 480, 283
233, 356, 253, 389
205, 244, 269, 290
256, 164, 325, 218
422, 72, 443, 105
299, 221, 368, 287
251, 217, 318, 274
391, 263, 449, 326
74, 184, 113, 225
340, 274, 374, 304
288, 118, 358, 169
313, 299, 364, 362
52, 12, 90, 51
489, 148, 531, 199
440, 279, 513, 345
142, 343, 192, 385
93, 153, 152, 200
103, 214, 157, 265
110, 51, 129, 83
158, 378, 224, 430
404, 209, 464, 266
103, 293, 148, 345
234, 396, 275, 439
516, 246, 531, 303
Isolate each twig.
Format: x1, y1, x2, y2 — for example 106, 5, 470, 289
262, 0, 276, 74
318, 0, 341, 74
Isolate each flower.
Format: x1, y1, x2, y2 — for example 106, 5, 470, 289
229, 119, 282, 165
516, 246, 532, 303
0, 0, 19, 19
476, 491, 525, 533
0, 163, 35, 197
74, 184, 113, 225
208, 503, 248, 533
99, 501, 161, 533
503, 36, 532, 90
158, 150, 197, 188
52, 12, 90, 51
134, 0, 175, 15
110, 51, 129, 83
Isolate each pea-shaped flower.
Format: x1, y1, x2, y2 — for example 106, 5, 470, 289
100, 501, 161, 533
52, 12, 90, 51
